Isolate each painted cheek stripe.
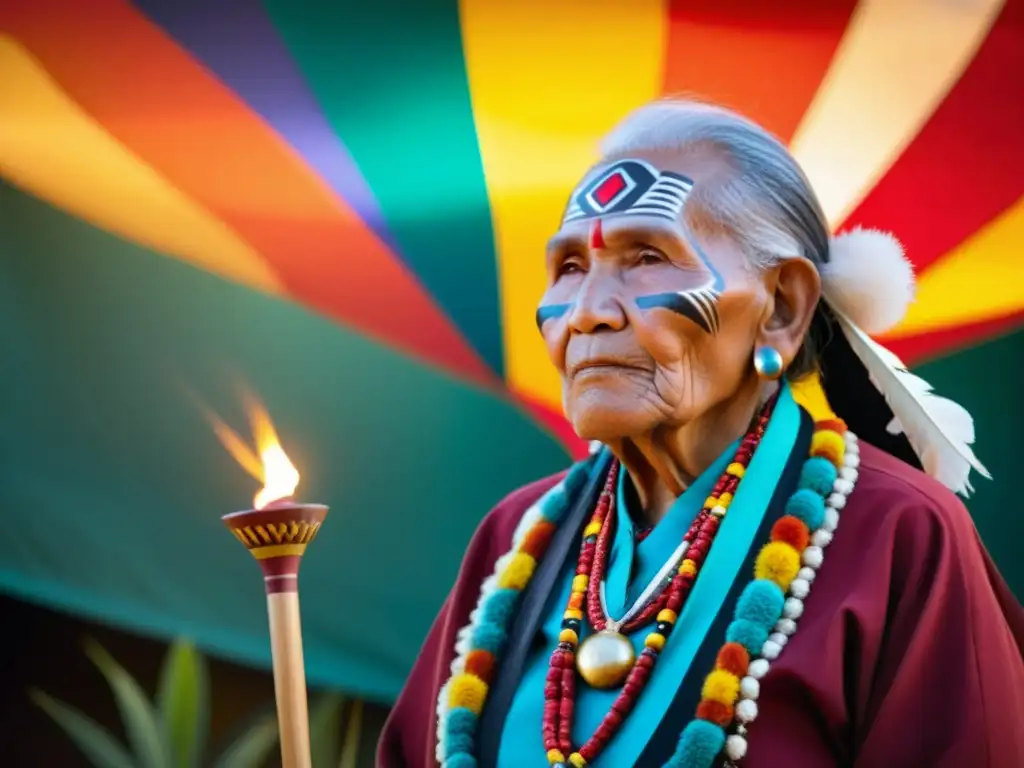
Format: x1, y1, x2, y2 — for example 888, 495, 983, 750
535, 303, 572, 329
636, 288, 721, 335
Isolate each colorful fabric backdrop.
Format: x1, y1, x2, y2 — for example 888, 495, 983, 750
1, 1, 1021, 703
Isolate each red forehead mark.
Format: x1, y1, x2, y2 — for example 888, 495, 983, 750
589, 219, 606, 250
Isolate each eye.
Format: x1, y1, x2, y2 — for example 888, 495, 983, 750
637, 248, 666, 266
556, 257, 585, 277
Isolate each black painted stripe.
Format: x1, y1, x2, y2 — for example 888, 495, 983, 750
636, 292, 714, 334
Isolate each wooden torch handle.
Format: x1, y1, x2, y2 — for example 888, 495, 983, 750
266, 592, 312, 768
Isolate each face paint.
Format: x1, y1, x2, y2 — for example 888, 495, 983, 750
535, 302, 572, 330
563, 159, 693, 224
636, 231, 725, 334
558, 157, 726, 334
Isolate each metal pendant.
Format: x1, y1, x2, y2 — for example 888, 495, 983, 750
575, 628, 635, 689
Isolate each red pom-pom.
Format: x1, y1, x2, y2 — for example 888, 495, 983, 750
696, 699, 734, 726
716, 642, 750, 677
465, 650, 495, 683
520, 521, 556, 558
771, 515, 810, 551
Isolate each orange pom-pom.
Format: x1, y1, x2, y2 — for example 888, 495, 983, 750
696, 699, 734, 726
465, 650, 495, 683
815, 418, 847, 434
771, 515, 810, 551
716, 642, 750, 677
520, 521, 557, 558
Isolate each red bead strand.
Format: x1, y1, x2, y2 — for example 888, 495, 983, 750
541, 395, 778, 767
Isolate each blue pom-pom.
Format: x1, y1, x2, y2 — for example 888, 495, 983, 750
446, 707, 477, 736
541, 486, 570, 521
481, 589, 519, 625
444, 753, 478, 768
734, 579, 785, 627
799, 456, 838, 496
785, 488, 826, 530
470, 622, 507, 654
726, 618, 770, 656
447, 731, 474, 755
671, 719, 726, 768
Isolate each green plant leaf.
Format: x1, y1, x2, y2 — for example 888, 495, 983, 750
84, 638, 170, 768
156, 639, 209, 768
30, 688, 137, 768
309, 692, 344, 768
212, 713, 279, 768
338, 699, 363, 768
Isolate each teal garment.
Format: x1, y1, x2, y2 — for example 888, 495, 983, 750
497, 384, 802, 767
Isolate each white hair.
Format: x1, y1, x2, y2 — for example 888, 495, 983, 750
599, 98, 831, 271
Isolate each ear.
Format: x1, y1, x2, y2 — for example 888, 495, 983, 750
757, 257, 821, 371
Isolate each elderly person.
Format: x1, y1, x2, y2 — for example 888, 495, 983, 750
377, 100, 1024, 768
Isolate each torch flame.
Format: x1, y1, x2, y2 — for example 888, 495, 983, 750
250, 403, 300, 509
206, 391, 300, 509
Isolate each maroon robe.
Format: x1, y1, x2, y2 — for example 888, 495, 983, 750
378, 442, 1024, 767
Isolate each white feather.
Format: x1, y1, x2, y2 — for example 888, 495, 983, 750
830, 308, 990, 496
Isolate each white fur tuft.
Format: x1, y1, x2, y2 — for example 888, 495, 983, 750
822, 227, 915, 334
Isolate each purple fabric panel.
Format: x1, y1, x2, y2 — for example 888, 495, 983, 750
132, 0, 399, 253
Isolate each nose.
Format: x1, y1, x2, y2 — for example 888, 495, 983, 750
567, 270, 627, 334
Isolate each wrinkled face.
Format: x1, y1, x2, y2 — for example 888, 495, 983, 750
538, 149, 774, 441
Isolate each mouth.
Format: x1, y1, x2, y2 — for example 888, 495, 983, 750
569, 358, 649, 379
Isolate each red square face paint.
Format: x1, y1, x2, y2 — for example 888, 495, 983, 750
592, 173, 627, 206
562, 158, 694, 224
589, 219, 606, 250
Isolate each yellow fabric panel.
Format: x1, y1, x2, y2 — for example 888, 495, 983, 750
889, 196, 1024, 337
790, 0, 1004, 226
459, 0, 667, 410
0, 36, 284, 294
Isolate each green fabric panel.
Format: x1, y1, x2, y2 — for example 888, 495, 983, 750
914, 330, 1023, 599
263, 0, 504, 378
0, 180, 567, 703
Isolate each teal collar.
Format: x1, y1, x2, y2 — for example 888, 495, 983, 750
605, 440, 737, 620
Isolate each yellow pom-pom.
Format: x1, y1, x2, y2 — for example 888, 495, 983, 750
448, 673, 488, 714
726, 462, 746, 478
547, 749, 566, 765
810, 430, 846, 467
657, 608, 678, 624
569, 753, 587, 767
679, 559, 697, 577
754, 541, 802, 591
559, 628, 579, 645
497, 552, 537, 590
718, 492, 734, 507
645, 633, 666, 651
572, 574, 589, 593
583, 521, 602, 538
704, 495, 718, 509
701, 669, 741, 706
564, 609, 583, 621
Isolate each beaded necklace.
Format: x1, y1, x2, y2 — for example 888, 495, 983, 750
544, 400, 775, 766
437, 394, 858, 768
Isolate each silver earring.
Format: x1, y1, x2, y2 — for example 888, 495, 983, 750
753, 346, 784, 380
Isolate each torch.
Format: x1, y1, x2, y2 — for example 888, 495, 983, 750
216, 398, 327, 768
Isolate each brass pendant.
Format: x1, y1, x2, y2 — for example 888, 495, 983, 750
576, 629, 635, 689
